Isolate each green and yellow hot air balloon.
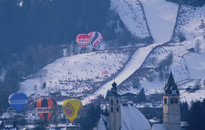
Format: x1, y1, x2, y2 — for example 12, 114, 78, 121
62, 98, 82, 123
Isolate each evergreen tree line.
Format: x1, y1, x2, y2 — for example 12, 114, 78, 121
0, 45, 62, 114
188, 99, 205, 130
0, 69, 19, 114
0, 0, 111, 52
181, 100, 205, 130
166, 0, 205, 7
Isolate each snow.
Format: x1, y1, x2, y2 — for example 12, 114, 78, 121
184, 53, 205, 79
20, 49, 131, 97
82, 43, 160, 105
141, 77, 165, 94
1, 112, 11, 119
151, 124, 167, 130
96, 115, 107, 130
19, 0, 205, 108
111, 0, 150, 38
173, 5, 205, 42
121, 104, 151, 130
180, 90, 205, 106
96, 104, 151, 130
140, 0, 178, 43
121, 36, 205, 105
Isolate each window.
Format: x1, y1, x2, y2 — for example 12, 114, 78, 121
111, 100, 113, 105
111, 107, 113, 112
164, 98, 167, 104
116, 99, 119, 104
117, 107, 119, 112
170, 98, 174, 104
174, 98, 178, 104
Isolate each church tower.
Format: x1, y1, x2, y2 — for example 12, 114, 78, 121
163, 72, 181, 130
109, 82, 121, 130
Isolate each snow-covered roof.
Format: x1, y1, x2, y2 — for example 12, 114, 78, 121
152, 124, 167, 130
97, 104, 151, 130
121, 104, 151, 130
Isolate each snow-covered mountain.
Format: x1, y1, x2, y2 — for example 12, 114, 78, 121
19, 0, 205, 106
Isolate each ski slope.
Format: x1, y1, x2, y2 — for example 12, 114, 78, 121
140, 0, 178, 43
82, 44, 160, 105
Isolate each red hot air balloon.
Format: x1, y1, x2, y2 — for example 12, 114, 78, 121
76, 34, 91, 48
35, 98, 57, 122
88, 32, 103, 47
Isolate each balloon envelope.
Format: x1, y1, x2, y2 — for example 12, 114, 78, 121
35, 98, 57, 122
62, 99, 82, 123
8, 93, 28, 113
89, 32, 103, 47
76, 34, 91, 48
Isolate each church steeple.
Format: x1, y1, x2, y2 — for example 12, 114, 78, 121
163, 72, 181, 130
164, 72, 179, 95
109, 82, 121, 130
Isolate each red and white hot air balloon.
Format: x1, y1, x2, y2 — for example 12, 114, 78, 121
76, 34, 91, 48
88, 31, 103, 47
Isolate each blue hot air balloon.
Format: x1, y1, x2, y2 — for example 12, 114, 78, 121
8, 93, 28, 112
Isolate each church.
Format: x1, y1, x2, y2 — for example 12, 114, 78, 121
95, 72, 181, 130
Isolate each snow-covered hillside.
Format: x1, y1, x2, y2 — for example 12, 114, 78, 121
111, 0, 151, 38
172, 5, 205, 42
19, 0, 205, 107
20, 48, 135, 97
119, 36, 205, 105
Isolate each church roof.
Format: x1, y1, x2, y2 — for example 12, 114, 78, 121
96, 104, 151, 130
151, 124, 167, 130
164, 72, 179, 95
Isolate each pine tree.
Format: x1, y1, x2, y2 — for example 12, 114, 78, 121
180, 102, 190, 121
137, 88, 146, 103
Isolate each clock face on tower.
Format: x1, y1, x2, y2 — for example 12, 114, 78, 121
172, 90, 176, 95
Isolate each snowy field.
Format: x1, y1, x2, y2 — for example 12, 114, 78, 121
140, 0, 178, 43
20, 49, 133, 97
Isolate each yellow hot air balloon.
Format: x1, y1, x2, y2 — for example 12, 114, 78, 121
62, 98, 82, 123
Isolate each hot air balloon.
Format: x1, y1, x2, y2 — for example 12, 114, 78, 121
8, 93, 28, 113
76, 34, 91, 48
62, 99, 82, 123
88, 31, 103, 47
35, 97, 57, 122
